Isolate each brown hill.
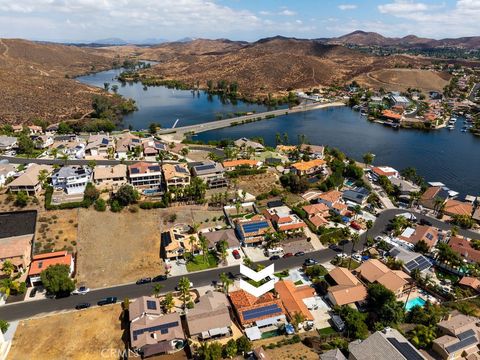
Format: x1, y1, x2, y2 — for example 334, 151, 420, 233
0, 39, 115, 125
138, 36, 425, 97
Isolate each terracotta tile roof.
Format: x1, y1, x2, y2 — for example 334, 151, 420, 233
444, 199, 473, 217
329, 267, 360, 287
93, 164, 127, 180
318, 190, 343, 204
376, 271, 408, 293
276, 145, 297, 152
310, 214, 329, 228
372, 166, 398, 177
0, 234, 32, 259
8, 164, 52, 187
303, 203, 329, 216
398, 225, 439, 250
459, 277, 480, 291
229, 290, 286, 325
449, 236, 480, 263
300, 144, 324, 154
128, 161, 162, 175
382, 110, 402, 120
28, 251, 73, 276
356, 259, 392, 283
291, 159, 326, 172
421, 186, 442, 201
275, 280, 315, 321
328, 284, 367, 306
223, 159, 259, 168
162, 163, 190, 181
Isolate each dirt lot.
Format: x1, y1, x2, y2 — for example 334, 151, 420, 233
76, 206, 224, 288
237, 171, 281, 196
355, 68, 450, 92
8, 305, 125, 360
264, 343, 319, 360
35, 209, 78, 254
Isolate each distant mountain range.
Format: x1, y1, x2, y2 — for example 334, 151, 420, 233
326, 30, 480, 49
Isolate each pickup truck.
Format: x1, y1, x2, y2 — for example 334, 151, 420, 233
97, 297, 117, 306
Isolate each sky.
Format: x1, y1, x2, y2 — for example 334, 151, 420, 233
0, 0, 479, 42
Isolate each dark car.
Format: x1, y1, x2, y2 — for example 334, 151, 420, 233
294, 251, 305, 257
329, 244, 342, 252
303, 258, 318, 267
270, 255, 281, 261
283, 252, 294, 258
152, 275, 167, 282
232, 249, 241, 259
29, 287, 38, 298
136, 277, 152, 285
97, 297, 117, 306
419, 218, 432, 226
75, 303, 91, 310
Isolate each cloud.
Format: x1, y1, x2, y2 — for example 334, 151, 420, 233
338, 4, 358, 10
279, 9, 296, 16
378, 0, 431, 14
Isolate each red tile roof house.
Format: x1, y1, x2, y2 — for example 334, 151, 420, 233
302, 203, 330, 229
419, 186, 449, 210
398, 225, 441, 251
326, 267, 367, 307
228, 290, 286, 328
443, 199, 474, 217
448, 236, 480, 264
262, 205, 307, 232
28, 251, 74, 286
315, 190, 343, 208
458, 277, 480, 293
274, 280, 316, 323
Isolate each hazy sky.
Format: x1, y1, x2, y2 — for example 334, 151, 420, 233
0, 0, 479, 42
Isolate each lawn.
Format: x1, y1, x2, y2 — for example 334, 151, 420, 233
332, 258, 361, 270
186, 252, 218, 272
294, 280, 303, 286
317, 327, 337, 336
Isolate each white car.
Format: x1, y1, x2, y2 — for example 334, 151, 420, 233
337, 253, 348, 259
352, 254, 363, 262
72, 286, 90, 295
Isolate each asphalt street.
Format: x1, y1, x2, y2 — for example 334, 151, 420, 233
0, 208, 478, 322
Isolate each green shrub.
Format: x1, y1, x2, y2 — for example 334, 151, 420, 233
94, 198, 106, 211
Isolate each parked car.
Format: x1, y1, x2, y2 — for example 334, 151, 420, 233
152, 275, 167, 282
352, 254, 363, 262
329, 244, 342, 252
270, 255, 281, 261
75, 303, 91, 310
294, 251, 305, 257
303, 258, 318, 267
136, 277, 152, 285
336, 253, 348, 259
72, 286, 90, 295
232, 249, 241, 259
283, 252, 294, 258
350, 221, 361, 230
175, 282, 193, 291
419, 218, 432, 226
29, 287, 38, 298
97, 297, 117, 306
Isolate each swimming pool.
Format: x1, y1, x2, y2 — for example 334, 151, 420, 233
405, 297, 426, 311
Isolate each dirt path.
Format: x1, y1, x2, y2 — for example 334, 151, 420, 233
0, 39, 9, 58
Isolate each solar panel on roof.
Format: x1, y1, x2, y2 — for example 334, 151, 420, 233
131, 168, 140, 174
196, 164, 216, 171
132, 321, 179, 340
457, 329, 476, 341
426, 233, 434, 241
445, 334, 477, 354
242, 221, 269, 233
242, 304, 282, 321
146, 300, 157, 310
387, 338, 424, 360
101, 138, 109, 145
150, 166, 161, 171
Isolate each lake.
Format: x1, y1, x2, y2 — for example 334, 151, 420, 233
78, 68, 479, 198
77, 67, 275, 130
195, 107, 480, 198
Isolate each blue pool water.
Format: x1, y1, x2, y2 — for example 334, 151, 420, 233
405, 297, 426, 311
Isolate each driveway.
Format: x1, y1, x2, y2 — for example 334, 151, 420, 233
242, 247, 269, 262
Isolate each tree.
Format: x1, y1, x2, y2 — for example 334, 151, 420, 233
349, 233, 360, 270
156, 151, 168, 166
219, 272, 233, 294
152, 284, 164, 298
84, 183, 99, 203
223, 339, 237, 359
201, 341, 222, 360
337, 306, 369, 340
94, 198, 106, 211
0, 278, 21, 298
363, 152, 374, 168
217, 240, 228, 264
149, 123, 161, 135
40, 264, 75, 296
367, 283, 405, 327
161, 292, 175, 313
177, 277, 191, 310
0, 320, 8, 334
180, 147, 189, 157
414, 239, 430, 254
37, 169, 49, 188
17, 134, 35, 155
103, 82, 110, 91
1, 260, 15, 277
198, 234, 209, 263
14, 191, 29, 207
236, 336, 252, 354
111, 84, 119, 94
291, 311, 306, 330
408, 324, 437, 349
113, 184, 139, 206
57, 122, 73, 134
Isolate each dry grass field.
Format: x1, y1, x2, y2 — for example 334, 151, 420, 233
7, 305, 125, 360
237, 171, 281, 196
34, 209, 78, 254
264, 343, 319, 360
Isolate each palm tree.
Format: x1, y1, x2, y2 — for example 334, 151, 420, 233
362, 152, 374, 168
156, 150, 168, 167
1, 260, 15, 277
433, 197, 445, 215
291, 312, 306, 331
189, 235, 198, 255
152, 284, 164, 298
60, 153, 69, 166
50, 148, 58, 159
198, 234, 209, 263
0, 278, 20, 298
161, 292, 175, 313
219, 273, 233, 294
177, 277, 191, 310
217, 240, 228, 264
180, 147, 189, 157
349, 233, 360, 269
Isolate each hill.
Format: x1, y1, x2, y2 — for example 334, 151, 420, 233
0, 38, 116, 124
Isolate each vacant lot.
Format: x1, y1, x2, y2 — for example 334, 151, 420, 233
8, 305, 125, 360
35, 209, 78, 254
237, 171, 281, 196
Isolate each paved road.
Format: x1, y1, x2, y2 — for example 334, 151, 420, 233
0, 156, 170, 166
1, 208, 477, 322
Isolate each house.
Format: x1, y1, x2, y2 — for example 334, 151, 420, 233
300, 144, 325, 159
28, 251, 74, 286
276, 145, 297, 153
458, 277, 480, 293
229, 289, 286, 326
0, 162, 16, 187
389, 94, 410, 107
389, 246, 434, 274
0, 136, 17, 151
473, 206, 480, 224
51, 166, 92, 195
326, 267, 367, 307
128, 162, 163, 195
93, 165, 127, 191
320, 349, 347, 360
432, 313, 480, 360
371, 166, 399, 179
223, 159, 261, 171
186, 291, 232, 340
12, 125, 23, 133
356, 259, 411, 297
85, 134, 114, 158
202, 229, 239, 250
448, 236, 480, 263
53, 141, 85, 160
381, 109, 403, 122
234, 138, 264, 151
274, 280, 315, 322
315, 190, 343, 208
161, 228, 199, 260
0, 211, 36, 275
236, 218, 273, 246
303, 203, 330, 229
342, 187, 370, 205
420, 186, 449, 210
349, 328, 425, 360
390, 178, 421, 198
142, 139, 167, 157
8, 164, 52, 195
291, 159, 326, 176
115, 132, 141, 159
27, 125, 42, 134
129, 296, 185, 357
263, 205, 306, 232
190, 161, 227, 188
443, 199, 473, 217
32, 134, 54, 149
162, 163, 190, 188
398, 225, 442, 250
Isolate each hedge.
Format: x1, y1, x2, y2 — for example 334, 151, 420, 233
139, 201, 167, 210
44, 186, 92, 210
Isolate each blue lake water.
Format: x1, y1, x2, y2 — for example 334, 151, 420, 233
78, 68, 480, 198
